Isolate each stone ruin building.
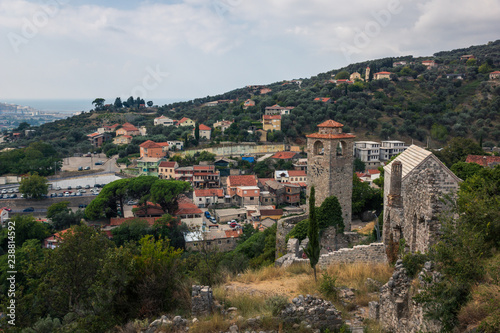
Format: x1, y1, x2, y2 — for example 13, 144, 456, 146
306, 119, 355, 231
383, 144, 462, 253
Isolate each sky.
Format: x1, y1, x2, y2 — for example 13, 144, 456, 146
1, 0, 499, 102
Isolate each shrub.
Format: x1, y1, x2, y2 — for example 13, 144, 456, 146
402, 252, 429, 277
265, 295, 289, 316
319, 273, 338, 300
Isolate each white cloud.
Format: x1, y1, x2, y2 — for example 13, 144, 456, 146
0, 0, 498, 100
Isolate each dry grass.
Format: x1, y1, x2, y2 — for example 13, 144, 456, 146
234, 265, 285, 284
324, 262, 393, 291
357, 221, 375, 235
188, 313, 231, 333
458, 283, 500, 332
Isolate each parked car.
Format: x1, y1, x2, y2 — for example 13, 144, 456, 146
76, 192, 82, 196
85, 185, 90, 189
2, 207, 12, 212
23, 207, 34, 212
84, 166, 90, 170
57, 193, 63, 197
210, 217, 217, 223
10, 194, 17, 198
67, 186, 72, 190
204, 211, 211, 218
1, 190, 6, 194
127, 200, 138, 206
78, 189, 86, 193
76, 185, 82, 189
56, 186, 61, 190
78, 166, 83, 171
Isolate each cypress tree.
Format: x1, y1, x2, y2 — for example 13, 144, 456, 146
304, 186, 320, 281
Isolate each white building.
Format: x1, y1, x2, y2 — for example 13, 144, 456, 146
380, 141, 407, 161
154, 116, 175, 126
354, 141, 381, 168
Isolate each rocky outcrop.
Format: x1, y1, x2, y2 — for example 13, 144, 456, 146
370, 260, 442, 333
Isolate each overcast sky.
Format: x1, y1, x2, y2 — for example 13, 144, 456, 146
1, 0, 499, 101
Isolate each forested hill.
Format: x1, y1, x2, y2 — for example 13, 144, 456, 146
2, 40, 500, 157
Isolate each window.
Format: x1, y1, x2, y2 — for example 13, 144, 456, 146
206, 241, 211, 246
244, 191, 247, 194
250, 197, 254, 200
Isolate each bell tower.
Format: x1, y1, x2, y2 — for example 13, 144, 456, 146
306, 120, 356, 231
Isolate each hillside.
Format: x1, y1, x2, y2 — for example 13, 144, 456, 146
1, 40, 500, 157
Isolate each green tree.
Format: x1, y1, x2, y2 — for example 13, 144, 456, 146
353, 158, 366, 172
335, 71, 350, 80
304, 186, 320, 281
0, 215, 51, 250
92, 98, 105, 110
433, 137, 484, 167
50, 210, 84, 231
317, 195, 344, 233
46, 201, 71, 219
19, 173, 48, 199
111, 219, 151, 246
85, 179, 130, 219
147, 101, 153, 107
194, 122, 200, 142
150, 179, 191, 214
114, 97, 123, 108
352, 175, 383, 215
450, 161, 484, 180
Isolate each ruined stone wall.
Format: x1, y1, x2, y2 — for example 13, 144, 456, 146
280, 294, 343, 330
191, 285, 213, 316
277, 242, 387, 268
370, 260, 442, 333
320, 228, 361, 253
275, 214, 308, 259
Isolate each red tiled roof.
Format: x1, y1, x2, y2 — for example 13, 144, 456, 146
178, 117, 191, 124
490, 71, 500, 74
258, 178, 274, 185
314, 97, 331, 102
194, 165, 215, 171
195, 188, 224, 197
175, 198, 202, 215
317, 120, 344, 128
87, 132, 101, 137
366, 169, 381, 175
270, 151, 298, 160
306, 133, 356, 139
199, 124, 211, 131
122, 135, 132, 139
465, 155, 500, 167
375, 71, 391, 75
121, 122, 138, 131
133, 202, 165, 216
263, 115, 281, 120
140, 140, 162, 148
225, 229, 243, 238
288, 170, 307, 177
228, 175, 258, 187
110, 217, 160, 226
159, 161, 177, 168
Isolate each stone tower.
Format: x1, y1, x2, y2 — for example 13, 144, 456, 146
306, 120, 356, 231
365, 66, 370, 81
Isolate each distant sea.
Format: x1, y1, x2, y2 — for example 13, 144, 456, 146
1, 98, 189, 114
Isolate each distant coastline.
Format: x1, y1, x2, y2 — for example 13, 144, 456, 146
0, 98, 188, 114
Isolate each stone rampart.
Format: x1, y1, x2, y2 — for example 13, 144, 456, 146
280, 294, 343, 330
191, 285, 213, 316
275, 213, 308, 259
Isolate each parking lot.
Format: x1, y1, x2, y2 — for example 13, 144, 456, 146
61, 154, 119, 173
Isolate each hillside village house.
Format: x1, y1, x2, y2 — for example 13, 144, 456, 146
235, 186, 260, 207
116, 123, 140, 136
264, 104, 294, 115
263, 115, 281, 131
167, 140, 184, 151
274, 170, 307, 184
139, 140, 169, 158
137, 157, 164, 176
193, 124, 211, 140
193, 188, 225, 208
177, 117, 195, 127
243, 99, 255, 109
158, 161, 178, 179
374, 71, 391, 80
284, 183, 301, 205
227, 175, 258, 203
113, 135, 132, 145
87, 132, 109, 147
466, 155, 500, 167
192, 165, 220, 189
213, 120, 234, 132
99, 123, 119, 133
393, 61, 407, 67
154, 115, 175, 126
422, 60, 437, 69
174, 196, 203, 227
489, 71, 500, 80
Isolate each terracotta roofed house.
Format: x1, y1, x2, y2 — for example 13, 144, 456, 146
194, 124, 211, 140
116, 122, 140, 136
263, 115, 281, 131
139, 140, 169, 158
177, 117, 195, 127
489, 71, 500, 80
465, 155, 500, 168
227, 175, 258, 198
193, 188, 225, 207
158, 161, 178, 179
270, 151, 298, 161
374, 71, 391, 80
